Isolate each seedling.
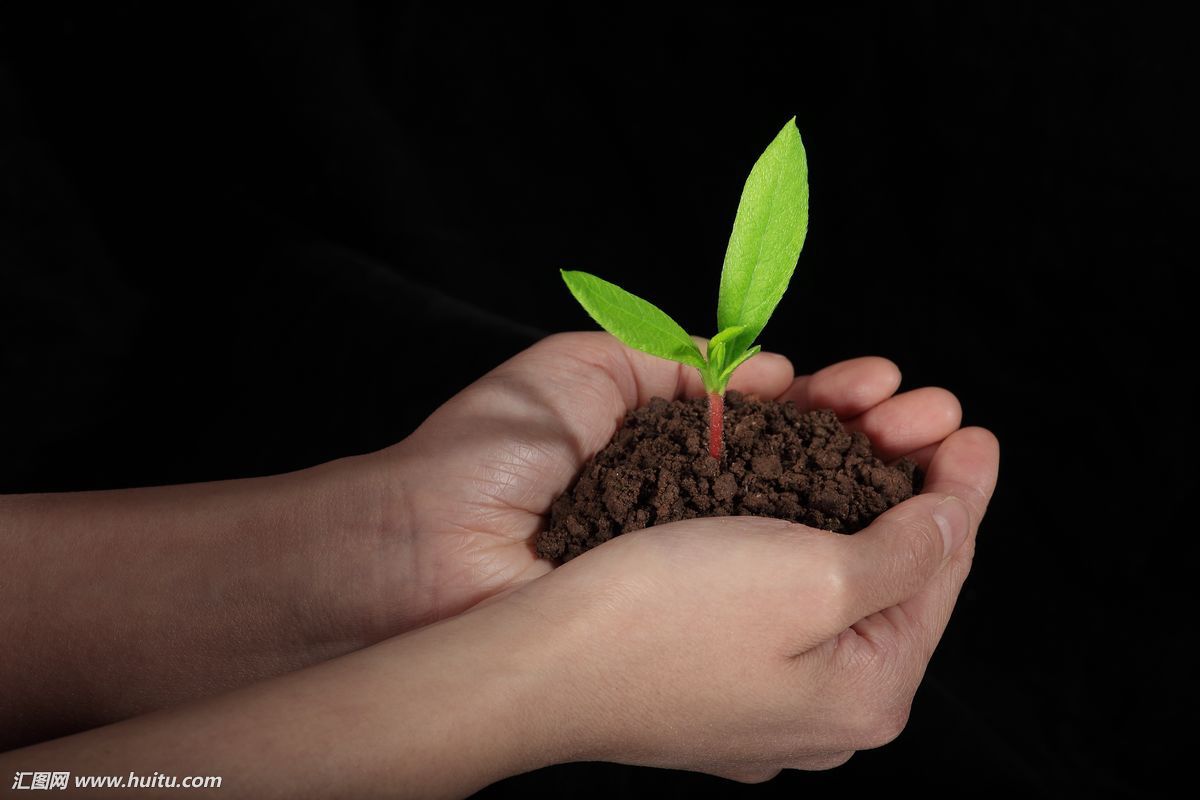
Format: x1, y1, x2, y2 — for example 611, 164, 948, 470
562, 117, 809, 460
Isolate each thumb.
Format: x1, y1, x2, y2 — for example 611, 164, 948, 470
834, 493, 970, 628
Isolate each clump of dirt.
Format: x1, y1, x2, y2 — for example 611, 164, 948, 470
537, 391, 920, 562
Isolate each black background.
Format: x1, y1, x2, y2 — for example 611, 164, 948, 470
1, 2, 1191, 797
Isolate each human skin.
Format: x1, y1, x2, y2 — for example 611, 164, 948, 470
377, 333, 968, 626
0, 333, 982, 752
0, 420, 998, 796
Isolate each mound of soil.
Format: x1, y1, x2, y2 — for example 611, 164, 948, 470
537, 391, 920, 562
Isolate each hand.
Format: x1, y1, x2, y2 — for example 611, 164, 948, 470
0, 330, 962, 743
0, 431, 995, 796
496, 423, 999, 781
354, 332, 965, 634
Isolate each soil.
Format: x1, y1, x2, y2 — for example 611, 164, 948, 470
537, 391, 921, 562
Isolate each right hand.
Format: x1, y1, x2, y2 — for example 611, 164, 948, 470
500, 425, 999, 783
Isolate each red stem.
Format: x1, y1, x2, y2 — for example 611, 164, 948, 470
707, 392, 724, 460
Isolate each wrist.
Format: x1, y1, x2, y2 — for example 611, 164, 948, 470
420, 596, 594, 779
0, 588, 597, 800
327, 595, 592, 796
466, 581, 624, 769
284, 449, 423, 648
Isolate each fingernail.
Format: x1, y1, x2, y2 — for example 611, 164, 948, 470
932, 496, 969, 558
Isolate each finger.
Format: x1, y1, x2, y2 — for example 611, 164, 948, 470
545, 332, 794, 409
676, 335, 796, 400
816, 493, 966, 635
722, 766, 783, 784
726, 351, 795, 397
789, 751, 855, 771
478, 332, 793, 466
819, 425, 994, 634
918, 427, 1001, 519
777, 357, 901, 418
895, 442, 939, 472
844, 387, 962, 462
889, 427, 1000, 655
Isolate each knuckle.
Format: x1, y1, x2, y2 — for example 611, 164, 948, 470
818, 547, 856, 619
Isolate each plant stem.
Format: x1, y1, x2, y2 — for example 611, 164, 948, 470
707, 392, 725, 460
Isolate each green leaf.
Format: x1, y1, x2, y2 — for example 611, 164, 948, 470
718, 345, 761, 385
561, 270, 706, 369
703, 326, 747, 392
717, 117, 809, 355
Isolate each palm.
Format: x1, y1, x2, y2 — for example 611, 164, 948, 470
380, 332, 963, 626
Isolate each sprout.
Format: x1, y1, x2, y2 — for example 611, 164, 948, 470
562, 117, 809, 459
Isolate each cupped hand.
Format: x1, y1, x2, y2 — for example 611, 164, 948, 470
352, 332, 963, 635
494, 423, 998, 781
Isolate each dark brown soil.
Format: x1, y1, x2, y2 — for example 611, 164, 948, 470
537, 391, 920, 562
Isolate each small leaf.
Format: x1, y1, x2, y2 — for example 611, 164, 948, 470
717, 117, 808, 355
706, 325, 746, 372
562, 270, 706, 369
718, 345, 761, 385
